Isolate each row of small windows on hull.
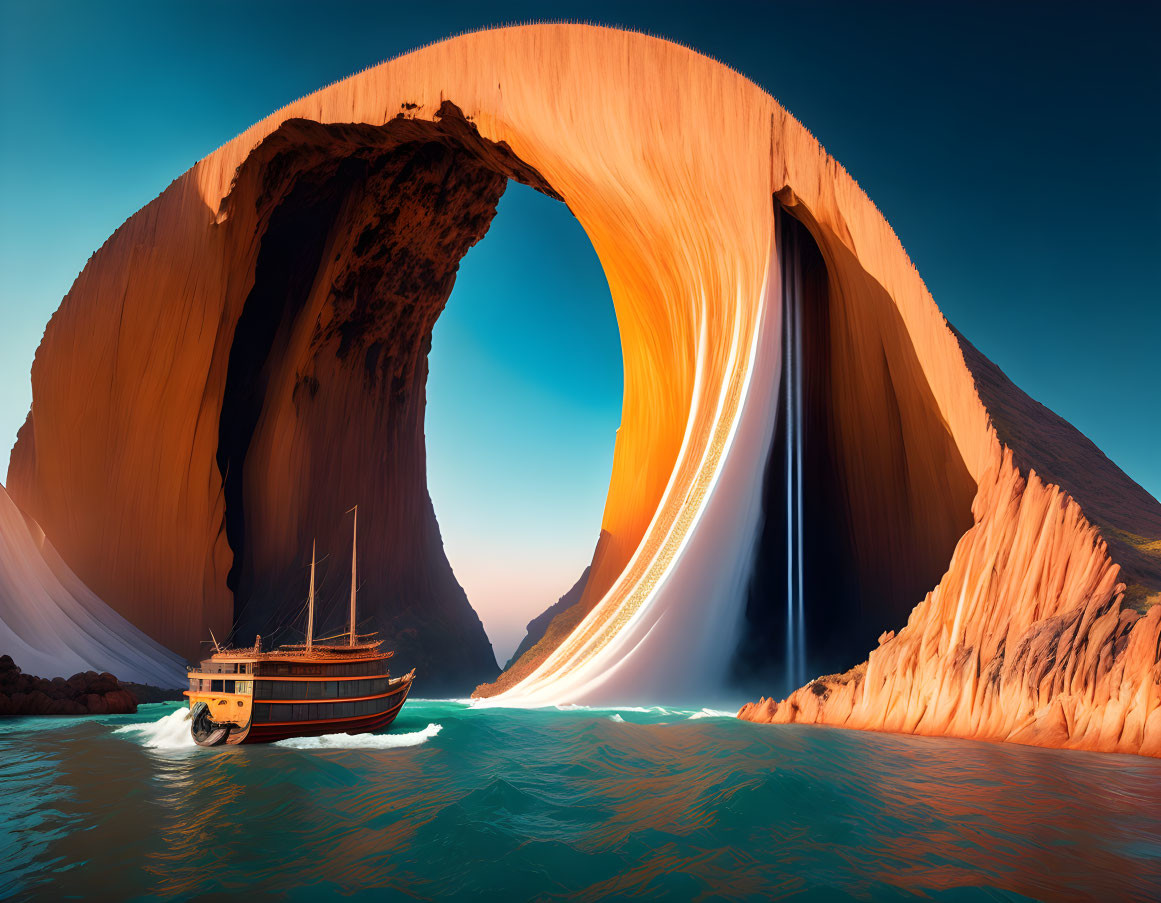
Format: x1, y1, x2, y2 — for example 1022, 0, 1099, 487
255, 677, 394, 700
190, 677, 396, 699
252, 690, 406, 723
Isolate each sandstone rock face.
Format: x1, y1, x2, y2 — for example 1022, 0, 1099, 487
6, 25, 1158, 750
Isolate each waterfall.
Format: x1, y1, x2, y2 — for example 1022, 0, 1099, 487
488, 235, 784, 706
782, 217, 807, 692
490, 218, 808, 707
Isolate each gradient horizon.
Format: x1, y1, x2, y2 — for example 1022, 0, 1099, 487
1, 1, 1157, 662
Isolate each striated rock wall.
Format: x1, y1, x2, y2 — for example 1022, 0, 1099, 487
956, 329, 1161, 597
0, 483, 186, 687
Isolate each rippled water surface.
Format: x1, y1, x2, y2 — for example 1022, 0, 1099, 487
3, 700, 1159, 900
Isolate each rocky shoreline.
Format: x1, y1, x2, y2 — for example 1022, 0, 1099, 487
0, 654, 143, 716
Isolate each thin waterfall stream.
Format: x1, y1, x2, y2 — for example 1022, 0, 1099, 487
782, 218, 807, 691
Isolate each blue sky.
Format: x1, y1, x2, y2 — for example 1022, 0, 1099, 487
426, 184, 620, 661
1, 1, 1157, 659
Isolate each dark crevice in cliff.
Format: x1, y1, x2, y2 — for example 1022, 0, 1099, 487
217, 159, 360, 601
732, 207, 976, 695
214, 108, 563, 693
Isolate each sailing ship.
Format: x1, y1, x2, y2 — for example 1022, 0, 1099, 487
185, 507, 415, 746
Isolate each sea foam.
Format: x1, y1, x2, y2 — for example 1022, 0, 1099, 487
112, 707, 442, 751
687, 708, 735, 720
114, 706, 196, 749
275, 723, 442, 750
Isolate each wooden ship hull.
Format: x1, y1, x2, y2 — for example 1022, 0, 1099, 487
185, 651, 415, 747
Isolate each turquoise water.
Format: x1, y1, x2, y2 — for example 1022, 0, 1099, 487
2, 700, 1159, 901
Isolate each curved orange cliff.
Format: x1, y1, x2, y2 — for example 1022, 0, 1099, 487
5, 25, 1158, 749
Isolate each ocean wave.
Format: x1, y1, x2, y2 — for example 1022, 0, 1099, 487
553, 704, 669, 714
608, 713, 624, 722
114, 706, 195, 749
688, 709, 736, 720
275, 723, 442, 750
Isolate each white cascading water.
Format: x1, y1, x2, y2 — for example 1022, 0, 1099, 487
782, 216, 808, 692
490, 226, 786, 706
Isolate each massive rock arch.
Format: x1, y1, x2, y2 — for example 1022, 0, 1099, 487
4, 25, 1159, 750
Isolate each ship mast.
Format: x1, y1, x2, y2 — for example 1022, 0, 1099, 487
348, 505, 358, 645
306, 539, 316, 650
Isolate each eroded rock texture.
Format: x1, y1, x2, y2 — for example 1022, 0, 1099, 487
739, 449, 1161, 757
